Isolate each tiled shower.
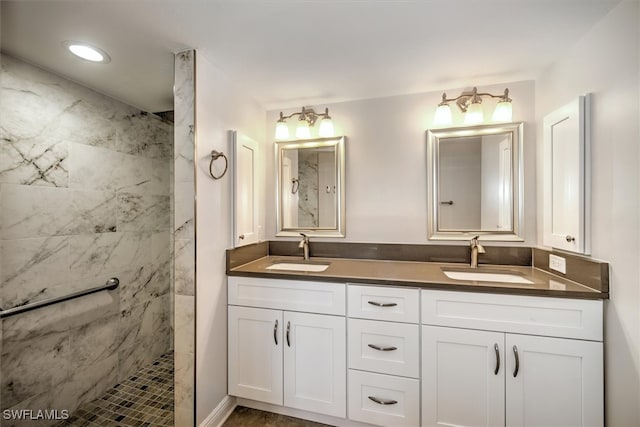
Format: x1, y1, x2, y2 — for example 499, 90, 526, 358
0, 53, 174, 425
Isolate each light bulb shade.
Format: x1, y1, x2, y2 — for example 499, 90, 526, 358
434, 104, 453, 126
492, 101, 512, 122
295, 120, 311, 138
318, 117, 334, 137
275, 121, 289, 140
464, 102, 484, 125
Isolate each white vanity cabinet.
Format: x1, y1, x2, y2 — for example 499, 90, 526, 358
504, 333, 603, 427
421, 290, 604, 427
228, 305, 283, 405
228, 276, 347, 418
422, 326, 505, 426
347, 285, 421, 427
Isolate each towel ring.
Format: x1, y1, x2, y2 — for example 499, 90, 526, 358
209, 150, 228, 180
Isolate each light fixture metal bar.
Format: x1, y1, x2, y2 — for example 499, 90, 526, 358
442, 88, 509, 104
277, 107, 331, 127
440, 87, 511, 113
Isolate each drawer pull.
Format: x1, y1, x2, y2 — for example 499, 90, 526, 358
368, 344, 398, 352
494, 343, 500, 375
368, 396, 398, 406
273, 319, 278, 346
513, 345, 520, 377
367, 301, 397, 308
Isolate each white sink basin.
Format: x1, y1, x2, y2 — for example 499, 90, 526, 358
266, 262, 330, 272
443, 270, 534, 284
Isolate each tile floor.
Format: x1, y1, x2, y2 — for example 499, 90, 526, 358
56, 352, 174, 427
222, 406, 333, 427
56, 353, 331, 427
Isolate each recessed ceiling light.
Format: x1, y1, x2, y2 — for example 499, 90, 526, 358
63, 41, 111, 64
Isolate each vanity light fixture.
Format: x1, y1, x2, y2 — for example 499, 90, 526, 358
492, 96, 513, 122
275, 113, 290, 139
318, 111, 335, 137
434, 94, 453, 126
63, 41, 111, 64
434, 87, 512, 126
295, 116, 311, 138
464, 99, 484, 125
275, 107, 334, 140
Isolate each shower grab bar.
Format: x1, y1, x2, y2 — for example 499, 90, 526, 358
0, 277, 119, 319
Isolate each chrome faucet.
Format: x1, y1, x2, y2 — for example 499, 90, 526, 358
470, 235, 485, 268
299, 232, 310, 261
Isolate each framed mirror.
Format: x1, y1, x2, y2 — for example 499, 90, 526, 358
275, 136, 346, 237
427, 122, 524, 241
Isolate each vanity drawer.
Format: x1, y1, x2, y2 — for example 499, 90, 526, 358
421, 290, 603, 341
348, 285, 419, 323
348, 319, 419, 378
348, 370, 420, 427
228, 276, 345, 315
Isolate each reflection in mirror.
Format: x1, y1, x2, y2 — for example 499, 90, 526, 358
276, 137, 345, 237
427, 123, 523, 241
439, 134, 512, 231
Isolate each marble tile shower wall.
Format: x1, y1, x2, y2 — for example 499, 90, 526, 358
0, 54, 173, 424
297, 151, 319, 227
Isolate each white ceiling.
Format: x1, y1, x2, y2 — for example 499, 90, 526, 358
0, 0, 620, 113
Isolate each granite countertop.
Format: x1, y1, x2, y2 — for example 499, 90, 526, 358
228, 255, 606, 300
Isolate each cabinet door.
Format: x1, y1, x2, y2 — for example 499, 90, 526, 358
542, 95, 590, 253
506, 334, 603, 427
422, 326, 505, 427
231, 130, 260, 247
283, 311, 346, 418
228, 306, 283, 404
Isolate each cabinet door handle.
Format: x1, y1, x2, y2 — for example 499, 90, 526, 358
513, 345, 520, 377
368, 344, 398, 352
368, 396, 398, 405
273, 319, 278, 346
494, 343, 500, 375
566, 235, 575, 242
286, 321, 291, 347
367, 301, 397, 308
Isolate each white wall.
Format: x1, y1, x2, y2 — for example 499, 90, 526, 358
535, 1, 640, 425
194, 52, 266, 424
266, 80, 536, 245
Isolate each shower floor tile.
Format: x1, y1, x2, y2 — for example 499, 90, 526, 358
56, 352, 174, 427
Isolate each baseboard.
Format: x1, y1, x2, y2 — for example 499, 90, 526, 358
199, 395, 237, 427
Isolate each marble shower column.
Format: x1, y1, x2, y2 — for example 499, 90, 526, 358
173, 49, 196, 426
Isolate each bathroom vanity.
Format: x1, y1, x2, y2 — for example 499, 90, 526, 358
226, 244, 607, 427
226, 114, 604, 426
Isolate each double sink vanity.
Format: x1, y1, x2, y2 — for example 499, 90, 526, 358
226, 240, 607, 427
227, 116, 603, 426
265, 261, 535, 284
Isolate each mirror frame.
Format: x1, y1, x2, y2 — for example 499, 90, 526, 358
427, 122, 524, 241
275, 136, 346, 237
